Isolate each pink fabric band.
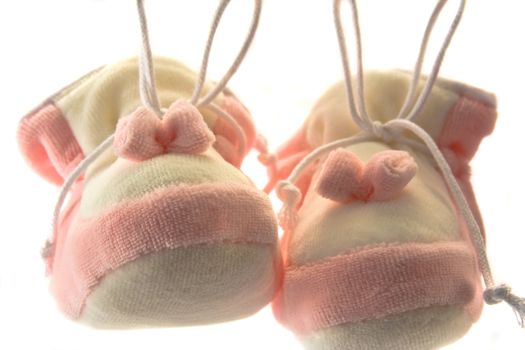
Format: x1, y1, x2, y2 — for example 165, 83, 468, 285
51, 182, 277, 318
17, 103, 84, 184
438, 95, 497, 238
273, 241, 481, 335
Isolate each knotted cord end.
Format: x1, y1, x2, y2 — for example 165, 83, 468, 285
41, 239, 55, 276
255, 134, 278, 193
41, 239, 54, 259
484, 284, 525, 328
276, 180, 302, 231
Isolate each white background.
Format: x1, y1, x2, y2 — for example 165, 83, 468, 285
1, 0, 525, 349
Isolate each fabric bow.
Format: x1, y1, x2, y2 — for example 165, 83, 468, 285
316, 148, 418, 203
113, 100, 215, 161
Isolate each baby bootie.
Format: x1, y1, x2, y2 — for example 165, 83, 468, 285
273, 70, 495, 349
271, 1, 523, 349
17, 0, 281, 328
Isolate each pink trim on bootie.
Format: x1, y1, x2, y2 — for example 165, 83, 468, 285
273, 241, 480, 335
17, 103, 84, 184
439, 96, 497, 161
438, 95, 498, 238
50, 182, 278, 319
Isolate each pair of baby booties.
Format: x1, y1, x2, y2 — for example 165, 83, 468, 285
16, 0, 523, 349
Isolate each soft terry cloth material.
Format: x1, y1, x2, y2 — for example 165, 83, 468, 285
17, 57, 281, 328
272, 70, 496, 350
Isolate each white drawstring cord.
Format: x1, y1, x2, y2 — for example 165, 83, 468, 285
333, 0, 369, 131
399, 0, 466, 122
137, 0, 163, 117
43, 0, 262, 266
206, 102, 248, 156
277, 0, 524, 327
191, 0, 262, 107
396, 0, 446, 120
42, 135, 115, 260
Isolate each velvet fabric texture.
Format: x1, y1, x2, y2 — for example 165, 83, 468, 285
271, 70, 497, 350
17, 57, 281, 328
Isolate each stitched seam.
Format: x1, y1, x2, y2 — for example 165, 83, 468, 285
286, 240, 463, 272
